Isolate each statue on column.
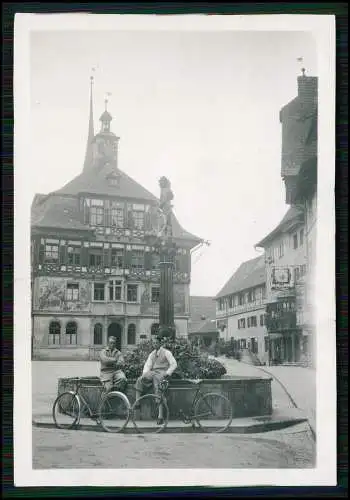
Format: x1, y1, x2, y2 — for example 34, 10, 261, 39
157, 176, 174, 240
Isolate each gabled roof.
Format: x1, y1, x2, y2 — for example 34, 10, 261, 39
255, 206, 304, 248
215, 255, 265, 299
30, 192, 201, 243
188, 296, 216, 334
56, 166, 159, 202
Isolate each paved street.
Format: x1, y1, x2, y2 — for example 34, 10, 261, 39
216, 357, 316, 432
33, 424, 314, 469
32, 360, 315, 469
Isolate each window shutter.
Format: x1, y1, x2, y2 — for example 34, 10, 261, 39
59, 245, 66, 265
124, 248, 132, 269
103, 247, 110, 267
104, 199, 110, 227
38, 239, 45, 263
144, 250, 152, 270
81, 246, 89, 267
127, 210, 134, 229
144, 209, 152, 231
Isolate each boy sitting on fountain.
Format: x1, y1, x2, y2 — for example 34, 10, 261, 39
135, 329, 177, 424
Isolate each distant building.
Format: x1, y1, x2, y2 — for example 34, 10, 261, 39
31, 83, 201, 360
255, 207, 307, 365
215, 256, 268, 364
188, 296, 218, 347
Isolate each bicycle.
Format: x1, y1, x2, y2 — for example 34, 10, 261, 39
52, 377, 131, 433
131, 378, 233, 434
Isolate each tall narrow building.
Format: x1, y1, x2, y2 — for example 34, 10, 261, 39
31, 81, 201, 360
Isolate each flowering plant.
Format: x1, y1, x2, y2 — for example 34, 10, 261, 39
123, 337, 226, 380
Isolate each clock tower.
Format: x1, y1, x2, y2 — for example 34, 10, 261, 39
92, 99, 120, 170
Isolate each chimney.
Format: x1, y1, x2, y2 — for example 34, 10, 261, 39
297, 75, 318, 105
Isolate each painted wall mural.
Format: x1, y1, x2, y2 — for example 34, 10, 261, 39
35, 277, 91, 312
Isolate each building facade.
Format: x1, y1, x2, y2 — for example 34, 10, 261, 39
256, 71, 317, 367
188, 296, 218, 347
215, 256, 268, 364
255, 207, 307, 364
31, 87, 201, 360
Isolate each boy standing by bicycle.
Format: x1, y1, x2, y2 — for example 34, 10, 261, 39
135, 333, 177, 424
100, 336, 127, 393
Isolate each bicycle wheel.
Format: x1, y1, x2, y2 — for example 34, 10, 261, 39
53, 391, 80, 430
132, 394, 169, 434
194, 393, 232, 433
98, 391, 131, 433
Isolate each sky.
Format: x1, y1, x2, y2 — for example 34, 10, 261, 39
29, 28, 317, 297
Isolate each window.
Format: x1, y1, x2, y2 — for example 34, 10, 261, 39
151, 323, 159, 336
108, 280, 122, 301
218, 299, 225, 311
66, 321, 77, 345
278, 241, 284, 258
247, 317, 250, 328
238, 318, 246, 329
151, 287, 160, 303
300, 264, 307, 277
300, 228, 304, 245
140, 334, 147, 339
127, 324, 136, 344
90, 206, 104, 226
133, 210, 144, 230
48, 321, 61, 345
67, 247, 81, 265
250, 316, 257, 327
260, 314, 265, 326
111, 208, 124, 228
228, 295, 234, 308
293, 233, 298, 249
89, 251, 103, 267
131, 250, 144, 271
248, 289, 256, 303
93, 323, 103, 345
238, 294, 244, 306
45, 244, 59, 262
127, 284, 138, 302
66, 283, 79, 301
93, 283, 105, 301
240, 339, 246, 349
262, 287, 266, 300
152, 253, 160, 270
111, 249, 124, 268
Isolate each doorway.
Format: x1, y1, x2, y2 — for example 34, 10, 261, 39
107, 322, 122, 351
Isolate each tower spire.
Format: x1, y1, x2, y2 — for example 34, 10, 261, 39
83, 73, 95, 172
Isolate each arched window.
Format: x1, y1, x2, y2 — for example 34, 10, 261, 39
127, 324, 136, 345
151, 323, 159, 336
49, 321, 61, 345
94, 323, 103, 345
66, 321, 77, 345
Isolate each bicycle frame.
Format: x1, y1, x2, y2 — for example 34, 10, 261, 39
72, 381, 106, 420
160, 384, 206, 424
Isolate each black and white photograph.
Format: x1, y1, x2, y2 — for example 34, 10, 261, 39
14, 13, 336, 487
